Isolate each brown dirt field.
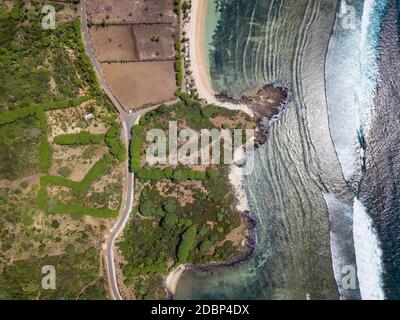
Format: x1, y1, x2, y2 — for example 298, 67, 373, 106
101, 61, 177, 109
57, 5, 80, 22
133, 24, 176, 60
86, 0, 176, 24
89, 25, 139, 61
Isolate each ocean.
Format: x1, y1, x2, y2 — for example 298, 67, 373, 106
175, 0, 397, 300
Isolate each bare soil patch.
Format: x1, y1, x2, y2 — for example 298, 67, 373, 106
57, 5, 80, 22
101, 61, 177, 109
86, 0, 176, 24
89, 25, 139, 61
133, 24, 176, 60
3, 1, 13, 12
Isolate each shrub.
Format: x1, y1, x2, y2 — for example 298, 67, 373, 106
137, 168, 165, 181
199, 239, 212, 253
37, 179, 49, 211
75, 154, 112, 192
38, 138, 52, 173
175, 58, 184, 87
206, 168, 218, 179
174, 38, 184, 87
105, 122, 126, 161
137, 167, 206, 182
201, 105, 218, 118
41, 154, 112, 193
174, 38, 182, 52
172, 169, 187, 183
139, 199, 157, 217
179, 91, 192, 106
172, 169, 206, 183
57, 167, 72, 178
72, 20, 102, 95
163, 167, 173, 179
53, 132, 103, 145
51, 219, 60, 229
0, 106, 36, 126
49, 203, 118, 218
161, 214, 179, 230
42, 96, 91, 112
162, 198, 177, 214
177, 225, 197, 264
129, 125, 143, 173
20, 181, 28, 189
36, 109, 51, 174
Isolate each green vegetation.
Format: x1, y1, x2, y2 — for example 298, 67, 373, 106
49, 203, 118, 218
0, 117, 42, 180
0, 106, 37, 126
0, 248, 107, 300
37, 153, 121, 218
173, 0, 181, 14
181, 1, 192, 19
72, 20, 103, 96
30, 102, 126, 219
0, 97, 94, 177
0, 0, 119, 300
0, 1, 96, 110
36, 109, 51, 173
120, 99, 253, 299
34, 112, 126, 217
177, 225, 197, 264
0, 98, 90, 126
41, 155, 112, 193
57, 167, 72, 178
0, 2, 124, 213
54, 132, 104, 145
129, 124, 143, 173
105, 121, 126, 161
174, 38, 184, 87
136, 167, 206, 182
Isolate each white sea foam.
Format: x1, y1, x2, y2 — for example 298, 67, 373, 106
326, 0, 388, 181
325, 2, 361, 181
324, 193, 357, 300
353, 198, 385, 300
358, 0, 379, 132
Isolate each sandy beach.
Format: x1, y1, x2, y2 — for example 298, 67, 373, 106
229, 140, 253, 213
165, 264, 187, 295
165, 0, 254, 296
187, 0, 254, 117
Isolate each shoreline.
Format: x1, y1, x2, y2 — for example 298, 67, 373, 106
164, 213, 258, 298
165, 264, 188, 296
186, 0, 254, 118
187, 0, 252, 214
164, 0, 256, 297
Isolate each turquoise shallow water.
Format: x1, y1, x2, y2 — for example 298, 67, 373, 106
175, 0, 344, 300
203, 0, 220, 73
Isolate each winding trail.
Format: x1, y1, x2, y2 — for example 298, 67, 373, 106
79, 0, 175, 300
